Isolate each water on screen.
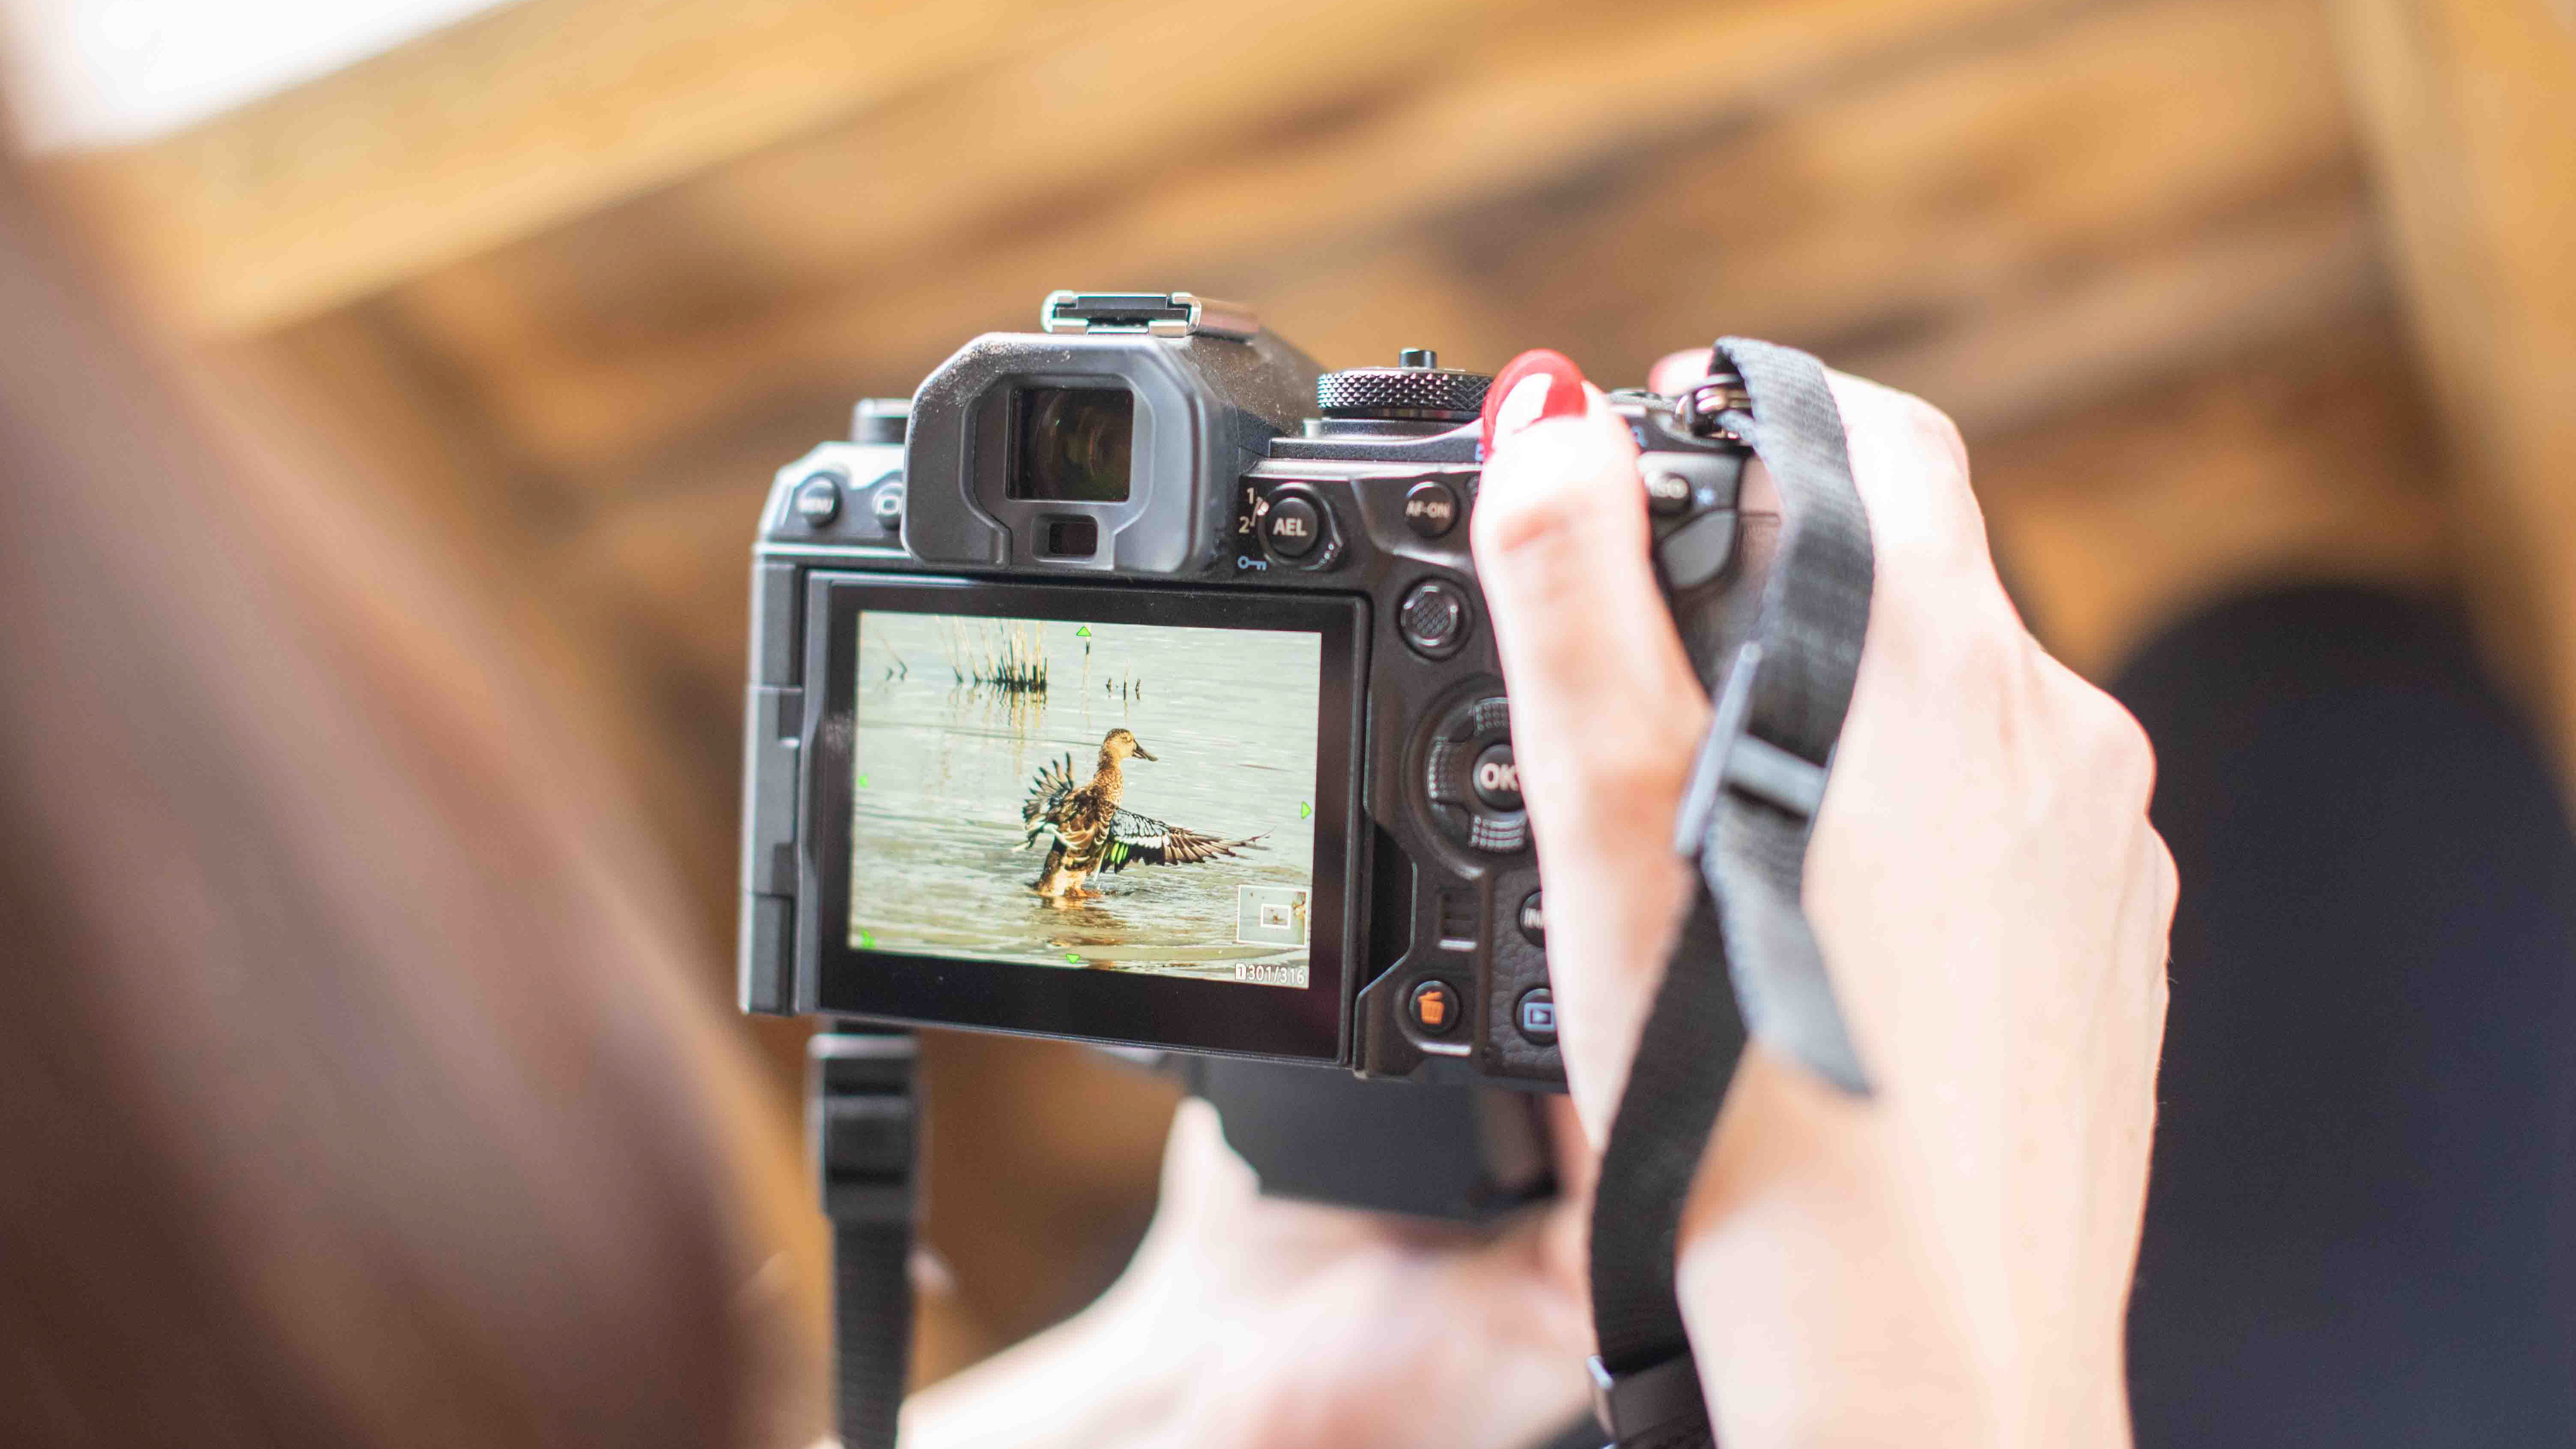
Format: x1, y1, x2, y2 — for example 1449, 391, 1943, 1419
847, 611, 1321, 987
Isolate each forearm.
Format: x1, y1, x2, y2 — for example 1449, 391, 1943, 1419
900, 1289, 1188, 1449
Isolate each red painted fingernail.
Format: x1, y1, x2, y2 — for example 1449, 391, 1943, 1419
1480, 349, 1589, 458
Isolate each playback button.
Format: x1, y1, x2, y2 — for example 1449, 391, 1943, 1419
1515, 987, 1557, 1046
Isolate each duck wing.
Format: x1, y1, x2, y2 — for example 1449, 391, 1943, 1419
1020, 754, 1081, 844
1098, 808, 1267, 871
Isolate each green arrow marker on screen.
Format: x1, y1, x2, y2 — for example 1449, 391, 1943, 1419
1299, 801, 1312, 820
857, 930, 875, 949
1065, 952, 1083, 964
1075, 625, 1093, 638
856, 773, 870, 789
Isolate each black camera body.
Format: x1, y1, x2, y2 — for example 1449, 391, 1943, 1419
740, 293, 1771, 1090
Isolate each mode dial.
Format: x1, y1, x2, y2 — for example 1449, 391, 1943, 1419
1317, 348, 1492, 423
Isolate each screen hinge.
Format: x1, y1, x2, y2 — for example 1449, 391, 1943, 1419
1041, 290, 1260, 340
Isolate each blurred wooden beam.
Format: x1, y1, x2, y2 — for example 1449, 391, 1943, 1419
2330, 0, 2576, 750
40, 0, 1158, 332
45, 0, 2057, 336
389, 0, 2351, 484
519, 0, 2372, 715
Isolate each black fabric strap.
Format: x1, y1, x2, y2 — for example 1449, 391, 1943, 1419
1691, 338, 1872, 1093
1585, 338, 1876, 1449
832, 1221, 913, 1440
1586, 896, 1741, 1449
811, 1029, 919, 1449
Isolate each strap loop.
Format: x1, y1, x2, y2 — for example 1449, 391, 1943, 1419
1588, 1351, 1713, 1449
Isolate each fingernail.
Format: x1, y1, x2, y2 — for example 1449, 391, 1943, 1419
1480, 349, 1589, 459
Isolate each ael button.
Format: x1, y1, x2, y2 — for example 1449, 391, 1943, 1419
1263, 495, 1323, 558
1258, 483, 1340, 569
1408, 979, 1461, 1037
1404, 479, 1461, 539
1399, 578, 1472, 658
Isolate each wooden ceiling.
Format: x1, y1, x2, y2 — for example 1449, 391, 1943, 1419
39, 0, 2574, 1382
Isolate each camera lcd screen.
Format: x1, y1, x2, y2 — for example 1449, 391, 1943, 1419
1011, 386, 1134, 503
804, 575, 1361, 1061
846, 610, 1321, 988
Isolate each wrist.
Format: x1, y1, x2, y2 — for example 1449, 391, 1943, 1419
1671, 1055, 2134, 1449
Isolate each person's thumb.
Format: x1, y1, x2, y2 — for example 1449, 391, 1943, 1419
1471, 350, 1711, 1134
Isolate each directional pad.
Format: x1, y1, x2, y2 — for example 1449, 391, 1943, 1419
1422, 693, 1528, 854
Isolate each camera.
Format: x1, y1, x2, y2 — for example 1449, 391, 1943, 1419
740, 292, 1771, 1088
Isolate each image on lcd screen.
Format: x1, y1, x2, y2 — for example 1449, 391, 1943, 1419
847, 611, 1321, 988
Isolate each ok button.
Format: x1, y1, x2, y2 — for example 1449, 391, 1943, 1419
1470, 742, 1521, 810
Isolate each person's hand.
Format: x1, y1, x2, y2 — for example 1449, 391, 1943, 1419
1470, 349, 2175, 1447
899, 1097, 1595, 1449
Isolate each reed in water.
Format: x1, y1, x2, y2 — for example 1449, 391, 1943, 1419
946, 621, 1049, 695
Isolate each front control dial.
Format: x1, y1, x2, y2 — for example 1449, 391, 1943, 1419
1256, 483, 1340, 569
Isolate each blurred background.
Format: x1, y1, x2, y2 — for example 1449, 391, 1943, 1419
5, 0, 2567, 1389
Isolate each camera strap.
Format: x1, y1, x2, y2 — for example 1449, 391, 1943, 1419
1584, 338, 1875, 1449
810, 1028, 920, 1449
